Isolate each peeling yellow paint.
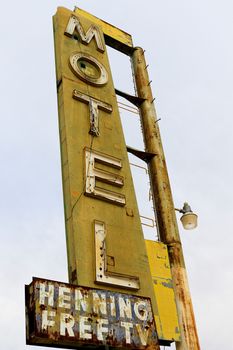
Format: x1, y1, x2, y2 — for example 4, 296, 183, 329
145, 240, 181, 342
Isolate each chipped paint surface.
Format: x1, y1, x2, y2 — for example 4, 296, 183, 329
145, 240, 181, 342
26, 278, 159, 349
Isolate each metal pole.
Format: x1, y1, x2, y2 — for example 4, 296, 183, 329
131, 47, 200, 350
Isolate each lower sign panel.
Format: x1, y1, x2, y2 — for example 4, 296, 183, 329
25, 277, 159, 349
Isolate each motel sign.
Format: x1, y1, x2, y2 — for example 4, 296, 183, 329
52, 7, 155, 295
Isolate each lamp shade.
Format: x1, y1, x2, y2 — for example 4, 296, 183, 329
180, 212, 198, 230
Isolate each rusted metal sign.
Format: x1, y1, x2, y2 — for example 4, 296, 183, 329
26, 278, 159, 349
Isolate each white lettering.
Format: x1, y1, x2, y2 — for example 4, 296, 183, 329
42, 310, 56, 330
39, 283, 54, 307
93, 292, 107, 315
60, 313, 75, 336
65, 15, 105, 52
73, 90, 112, 137
96, 318, 109, 341
121, 322, 133, 344
79, 316, 92, 339
135, 324, 149, 346
59, 286, 71, 309
69, 53, 108, 86
110, 295, 116, 317
75, 289, 89, 312
85, 149, 125, 206
134, 301, 148, 321
119, 297, 132, 319
94, 220, 140, 290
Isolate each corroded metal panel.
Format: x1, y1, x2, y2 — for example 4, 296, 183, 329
26, 278, 159, 349
145, 240, 181, 342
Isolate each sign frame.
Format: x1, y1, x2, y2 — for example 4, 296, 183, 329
25, 277, 159, 349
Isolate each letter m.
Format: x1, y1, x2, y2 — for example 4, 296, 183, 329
65, 15, 105, 52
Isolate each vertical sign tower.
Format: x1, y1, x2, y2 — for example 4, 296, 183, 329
53, 6, 156, 299
25, 5, 200, 350
51, 5, 160, 349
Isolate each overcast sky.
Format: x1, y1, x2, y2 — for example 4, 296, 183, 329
0, 1, 232, 349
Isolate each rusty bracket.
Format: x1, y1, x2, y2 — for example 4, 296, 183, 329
126, 145, 156, 163
115, 88, 146, 107
104, 35, 135, 55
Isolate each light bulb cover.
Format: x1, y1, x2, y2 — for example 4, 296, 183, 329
180, 212, 198, 230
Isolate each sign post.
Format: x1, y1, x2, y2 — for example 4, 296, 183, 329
131, 47, 200, 350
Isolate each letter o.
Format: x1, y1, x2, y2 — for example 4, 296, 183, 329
69, 52, 108, 86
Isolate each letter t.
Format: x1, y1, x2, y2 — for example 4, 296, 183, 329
73, 90, 112, 136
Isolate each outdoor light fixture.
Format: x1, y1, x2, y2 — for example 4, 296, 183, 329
175, 202, 198, 230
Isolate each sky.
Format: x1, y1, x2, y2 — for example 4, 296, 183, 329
0, 1, 232, 349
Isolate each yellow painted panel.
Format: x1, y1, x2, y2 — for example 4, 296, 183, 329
145, 240, 181, 342
74, 7, 133, 47
146, 239, 172, 279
